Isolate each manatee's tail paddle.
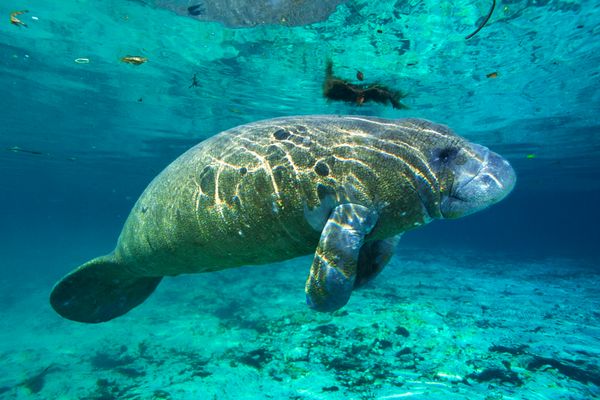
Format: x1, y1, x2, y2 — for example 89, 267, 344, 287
50, 254, 162, 323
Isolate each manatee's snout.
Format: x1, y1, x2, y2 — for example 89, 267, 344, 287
441, 143, 516, 219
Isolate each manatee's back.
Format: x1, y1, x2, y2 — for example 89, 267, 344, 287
116, 119, 326, 276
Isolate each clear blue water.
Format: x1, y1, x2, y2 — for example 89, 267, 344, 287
1, 1, 599, 399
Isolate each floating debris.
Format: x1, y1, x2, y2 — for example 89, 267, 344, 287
189, 73, 200, 88
465, 0, 496, 40
10, 10, 28, 27
121, 55, 148, 65
74, 57, 90, 64
323, 60, 407, 109
7, 146, 43, 155
486, 71, 498, 78
356, 70, 364, 81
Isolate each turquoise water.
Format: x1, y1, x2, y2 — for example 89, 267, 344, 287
1, 0, 599, 399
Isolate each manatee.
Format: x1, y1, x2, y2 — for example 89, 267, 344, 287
50, 116, 516, 323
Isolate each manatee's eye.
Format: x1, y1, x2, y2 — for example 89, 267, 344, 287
437, 147, 458, 163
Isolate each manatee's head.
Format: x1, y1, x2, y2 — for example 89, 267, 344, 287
415, 121, 516, 219
391, 119, 516, 220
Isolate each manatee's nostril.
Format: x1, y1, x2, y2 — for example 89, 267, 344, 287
480, 174, 496, 187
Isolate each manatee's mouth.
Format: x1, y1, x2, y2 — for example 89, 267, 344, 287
448, 158, 485, 201
441, 144, 516, 219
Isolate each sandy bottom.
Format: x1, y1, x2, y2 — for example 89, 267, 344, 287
0, 248, 598, 399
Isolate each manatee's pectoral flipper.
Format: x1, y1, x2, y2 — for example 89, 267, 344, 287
305, 204, 378, 312
355, 234, 401, 288
50, 254, 162, 323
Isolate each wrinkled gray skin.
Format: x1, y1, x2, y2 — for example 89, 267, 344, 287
50, 116, 516, 323
144, 0, 347, 27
